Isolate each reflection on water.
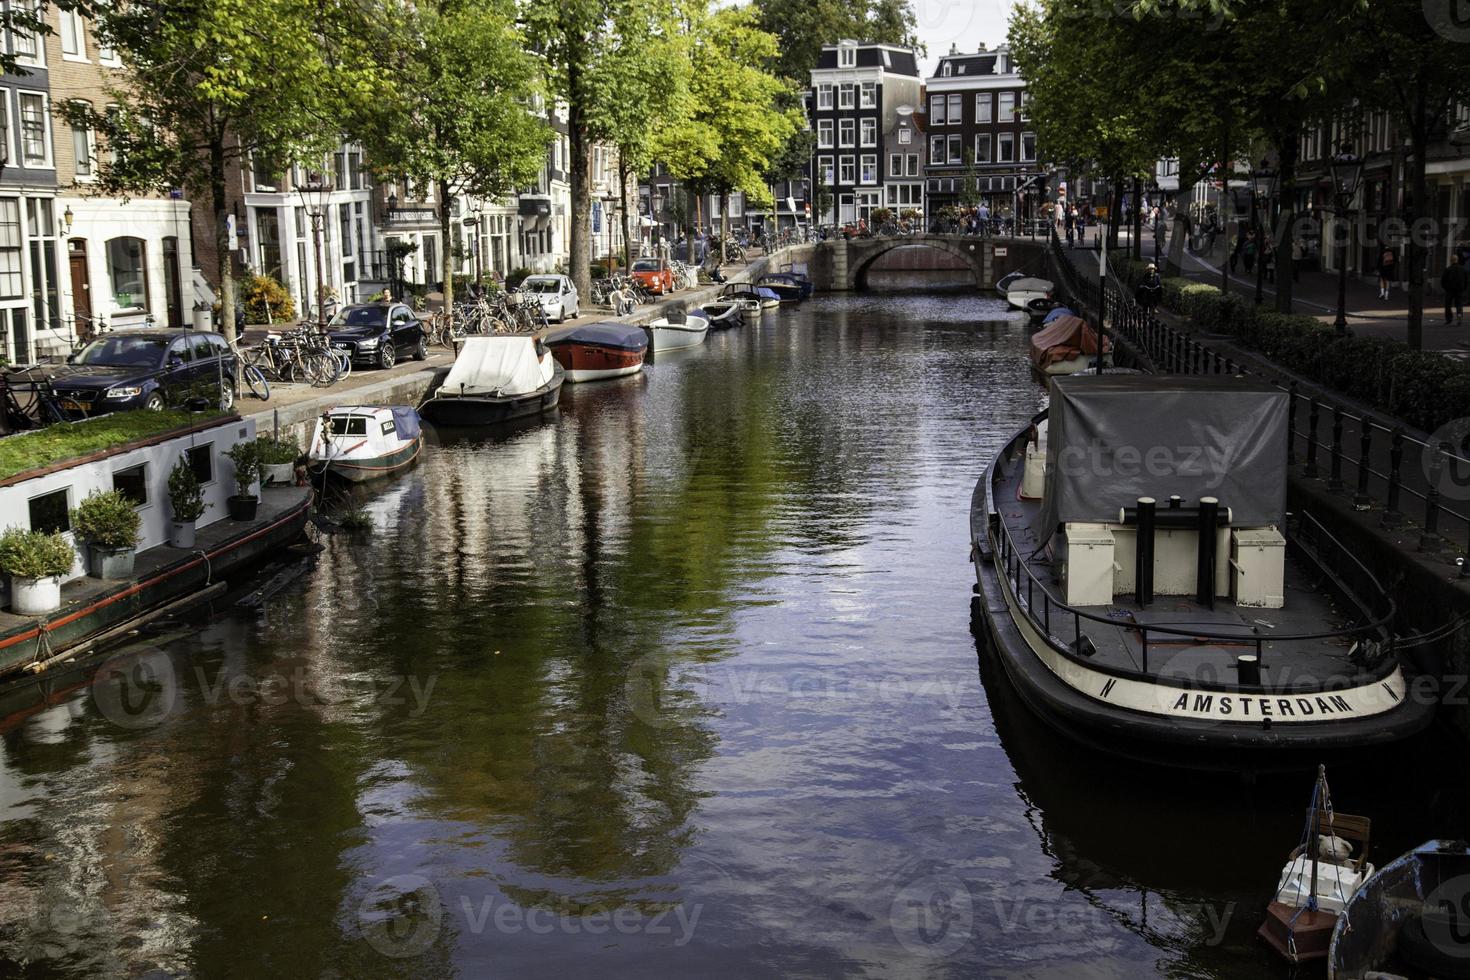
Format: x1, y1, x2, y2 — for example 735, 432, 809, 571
0, 293, 1466, 978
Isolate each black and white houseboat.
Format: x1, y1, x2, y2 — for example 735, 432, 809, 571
970, 375, 1433, 767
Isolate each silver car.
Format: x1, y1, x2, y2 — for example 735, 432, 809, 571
520, 275, 580, 323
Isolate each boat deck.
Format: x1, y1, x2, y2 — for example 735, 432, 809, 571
992, 450, 1375, 690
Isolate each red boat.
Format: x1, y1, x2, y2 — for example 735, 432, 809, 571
546, 322, 648, 382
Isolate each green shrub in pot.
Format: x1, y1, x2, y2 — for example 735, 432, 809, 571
0, 527, 76, 614
71, 489, 141, 579
168, 456, 207, 547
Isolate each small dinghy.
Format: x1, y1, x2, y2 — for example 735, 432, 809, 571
1028, 313, 1112, 375
308, 405, 422, 482
1006, 276, 1054, 310
1260, 766, 1374, 965
764, 271, 814, 299
691, 303, 742, 329
1328, 839, 1470, 978
419, 335, 564, 426
718, 285, 766, 320
757, 274, 804, 303
996, 270, 1028, 294
1041, 305, 1076, 326
546, 321, 647, 382
645, 313, 710, 353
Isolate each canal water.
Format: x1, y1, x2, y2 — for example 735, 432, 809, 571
2, 293, 1468, 978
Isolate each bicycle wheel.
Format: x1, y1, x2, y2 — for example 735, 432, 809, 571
301, 351, 338, 387
242, 364, 270, 401
334, 347, 352, 381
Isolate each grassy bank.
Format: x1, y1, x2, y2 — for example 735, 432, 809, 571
0, 410, 227, 481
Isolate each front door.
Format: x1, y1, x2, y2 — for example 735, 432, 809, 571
68, 239, 92, 341
163, 236, 184, 328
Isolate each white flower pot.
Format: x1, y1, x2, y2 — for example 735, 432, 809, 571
264, 462, 294, 486
169, 520, 197, 549
11, 574, 61, 615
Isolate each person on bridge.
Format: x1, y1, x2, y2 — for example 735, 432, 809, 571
978, 203, 990, 237
1441, 254, 1466, 324
1064, 206, 1076, 248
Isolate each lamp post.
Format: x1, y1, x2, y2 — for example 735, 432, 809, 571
468, 194, 485, 285
297, 160, 334, 334
1252, 159, 1277, 306
1329, 144, 1364, 335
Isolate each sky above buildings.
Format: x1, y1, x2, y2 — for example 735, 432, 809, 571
912, 0, 1022, 74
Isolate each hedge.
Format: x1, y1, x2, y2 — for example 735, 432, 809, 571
1108, 264, 1470, 433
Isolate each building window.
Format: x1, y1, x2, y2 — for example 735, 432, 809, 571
889, 153, 902, 176
860, 118, 876, 147
817, 155, 833, 185
860, 82, 876, 108
947, 94, 961, 124
947, 134, 962, 165
929, 135, 944, 166
942, 62, 952, 77
0, 99, 9, 166
186, 444, 213, 485
839, 155, 855, 184
818, 119, 833, 148
1021, 131, 1037, 162
999, 92, 1016, 123
907, 154, 919, 176
0, 197, 21, 299
975, 134, 992, 163
860, 155, 877, 184
838, 45, 855, 68
60, 9, 85, 56
998, 132, 1015, 162
839, 118, 854, 147
976, 93, 992, 123
18, 93, 48, 166
106, 236, 148, 311
898, 128, 911, 145
929, 95, 945, 126
71, 103, 93, 179
11, 7, 40, 66
28, 488, 69, 534
113, 463, 148, 506
839, 83, 854, 109
1019, 92, 1029, 121
817, 84, 833, 110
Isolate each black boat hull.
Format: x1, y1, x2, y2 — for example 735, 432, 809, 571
419, 373, 564, 427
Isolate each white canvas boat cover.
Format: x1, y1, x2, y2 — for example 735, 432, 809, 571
441, 337, 553, 396
1008, 277, 1054, 294
1037, 375, 1287, 538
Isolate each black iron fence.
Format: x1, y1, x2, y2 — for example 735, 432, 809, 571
1044, 227, 1470, 563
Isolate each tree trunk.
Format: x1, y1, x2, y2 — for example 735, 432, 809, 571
1132, 176, 1143, 261
1274, 136, 1299, 315
720, 188, 729, 266
1406, 82, 1429, 351
568, 60, 592, 301
211, 141, 235, 347
1108, 178, 1122, 251
438, 177, 454, 310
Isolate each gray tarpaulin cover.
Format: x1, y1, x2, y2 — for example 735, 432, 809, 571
1037, 375, 1287, 538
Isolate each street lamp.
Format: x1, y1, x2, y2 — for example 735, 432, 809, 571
1329, 143, 1364, 335
1251, 159, 1277, 305
467, 193, 485, 285
296, 159, 334, 333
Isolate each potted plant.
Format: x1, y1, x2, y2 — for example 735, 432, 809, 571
257, 437, 300, 485
0, 527, 76, 615
224, 439, 265, 520
71, 489, 141, 579
168, 455, 207, 548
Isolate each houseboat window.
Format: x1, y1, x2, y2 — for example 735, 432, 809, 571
29, 488, 69, 533
381, 419, 396, 435
187, 444, 213, 485
328, 415, 368, 436
113, 463, 148, 506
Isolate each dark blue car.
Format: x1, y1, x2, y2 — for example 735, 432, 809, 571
48, 330, 238, 416
326, 303, 427, 369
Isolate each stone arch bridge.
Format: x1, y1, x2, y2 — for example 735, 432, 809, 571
787, 234, 1049, 291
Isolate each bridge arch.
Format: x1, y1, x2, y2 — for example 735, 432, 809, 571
841, 235, 988, 290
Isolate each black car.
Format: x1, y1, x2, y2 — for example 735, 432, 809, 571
47, 330, 238, 417
326, 303, 427, 368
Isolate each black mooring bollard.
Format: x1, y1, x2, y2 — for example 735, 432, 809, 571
1197, 496, 1219, 609
1136, 496, 1156, 608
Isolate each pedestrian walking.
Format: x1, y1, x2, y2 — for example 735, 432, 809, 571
1442, 254, 1467, 324
1377, 247, 1396, 299
1243, 229, 1258, 274
1064, 206, 1075, 248
1074, 207, 1086, 247
978, 203, 990, 236
1263, 240, 1276, 284
1135, 263, 1163, 313
1291, 237, 1305, 283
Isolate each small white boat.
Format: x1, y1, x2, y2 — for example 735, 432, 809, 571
695, 301, 744, 329
1005, 276, 1054, 311
645, 314, 710, 353
308, 405, 423, 482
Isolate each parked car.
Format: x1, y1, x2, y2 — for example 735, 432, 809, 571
326, 303, 427, 369
630, 257, 674, 295
519, 275, 580, 323
46, 330, 239, 417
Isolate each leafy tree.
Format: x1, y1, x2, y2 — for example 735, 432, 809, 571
71, 0, 380, 344
959, 149, 981, 209
352, 0, 548, 306
751, 0, 918, 82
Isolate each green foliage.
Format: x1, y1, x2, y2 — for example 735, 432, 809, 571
339, 508, 374, 531
71, 490, 142, 550
224, 440, 265, 497
0, 528, 76, 580
242, 273, 296, 324
168, 456, 207, 522
507, 268, 532, 290
256, 437, 301, 465
0, 410, 222, 482
751, 0, 918, 82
